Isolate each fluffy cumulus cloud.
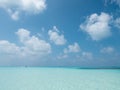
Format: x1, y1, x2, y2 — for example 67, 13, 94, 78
57, 43, 80, 59
100, 47, 114, 54
0, 40, 20, 55
16, 28, 51, 56
0, 0, 46, 20
80, 12, 112, 41
64, 43, 80, 53
48, 26, 66, 45
0, 28, 51, 58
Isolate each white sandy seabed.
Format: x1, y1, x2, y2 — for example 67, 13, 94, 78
0, 67, 120, 90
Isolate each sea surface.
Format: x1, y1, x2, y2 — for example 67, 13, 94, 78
0, 67, 120, 90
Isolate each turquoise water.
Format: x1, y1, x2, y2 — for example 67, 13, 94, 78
0, 67, 120, 90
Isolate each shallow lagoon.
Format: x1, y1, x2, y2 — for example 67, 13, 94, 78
0, 67, 120, 90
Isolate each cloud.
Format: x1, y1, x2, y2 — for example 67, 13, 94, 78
113, 0, 120, 6
57, 43, 80, 59
57, 54, 68, 59
16, 28, 51, 56
0, 0, 46, 20
105, 0, 120, 7
114, 17, 120, 29
82, 52, 93, 60
7, 9, 19, 20
0, 28, 51, 58
112, 0, 120, 7
64, 43, 80, 53
80, 12, 112, 41
0, 40, 20, 55
100, 47, 114, 54
76, 52, 93, 60
48, 26, 66, 45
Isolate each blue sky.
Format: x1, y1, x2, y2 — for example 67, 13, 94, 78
0, 0, 120, 67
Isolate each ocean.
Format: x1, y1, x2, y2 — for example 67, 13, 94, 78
0, 67, 120, 90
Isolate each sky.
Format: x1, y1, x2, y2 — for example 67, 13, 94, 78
0, 0, 120, 67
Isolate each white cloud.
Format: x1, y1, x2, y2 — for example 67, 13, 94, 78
64, 43, 80, 53
114, 17, 120, 29
0, 40, 20, 55
82, 52, 93, 60
106, 0, 120, 7
104, 0, 120, 7
113, 0, 120, 6
58, 43, 93, 60
57, 43, 80, 59
16, 28, 30, 43
0, 28, 51, 58
57, 54, 68, 59
100, 47, 114, 54
0, 0, 46, 20
16, 28, 51, 56
113, 0, 120, 7
80, 12, 112, 41
76, 52, 93, 60
7, 9, 19, 20
48, 26, 66, 45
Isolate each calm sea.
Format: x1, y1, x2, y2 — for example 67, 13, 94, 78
0, 67, 120, 90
